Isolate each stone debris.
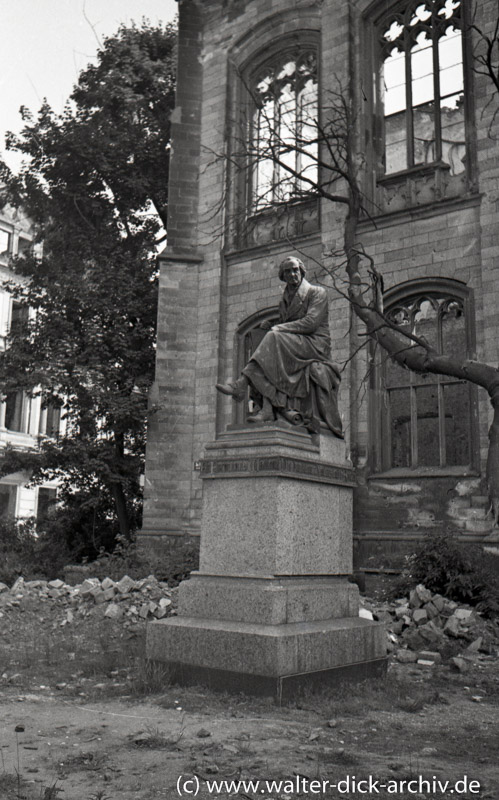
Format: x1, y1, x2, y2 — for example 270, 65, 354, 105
412, 608, 428, 626
363, 582, 499, 670
116, 575, 136, 594
0, 572, 176, 628
450, 656, 469, 672
418, 650, 442, 664
395, 649, 418, 664
104, 603, 124, 620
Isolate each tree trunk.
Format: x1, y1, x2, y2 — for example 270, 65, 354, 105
486, 387, 499, 521
110, 480, 131, 541
110, 432, 131, 540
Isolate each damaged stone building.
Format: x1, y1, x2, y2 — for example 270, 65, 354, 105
140, 0, 499, 567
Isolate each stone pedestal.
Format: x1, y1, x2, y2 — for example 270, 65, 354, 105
146, 425, 386, 700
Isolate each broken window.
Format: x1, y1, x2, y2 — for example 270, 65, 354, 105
379, 0, 466, 176
249, 47, 318, 211
379, 285, 474, 471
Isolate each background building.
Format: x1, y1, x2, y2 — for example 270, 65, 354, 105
0, 204, 59, 521
141, 0, 499, 566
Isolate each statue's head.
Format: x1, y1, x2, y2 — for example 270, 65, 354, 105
278, 256, 306, 283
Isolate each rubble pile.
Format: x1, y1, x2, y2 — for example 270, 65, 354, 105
0, 574, 177, 628
1, 573, 498, 672
361, 583, 499, 668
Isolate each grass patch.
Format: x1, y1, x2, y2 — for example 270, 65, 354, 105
56, 750, 107, 774
0, 773, 62, 800
297, 675, 448, 719
127, 657, 173, 695
129, 723, 184, 749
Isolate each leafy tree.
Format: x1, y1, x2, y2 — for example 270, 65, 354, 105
0, 19, 176, 551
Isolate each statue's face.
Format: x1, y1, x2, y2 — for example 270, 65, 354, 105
281, 262, 302, 288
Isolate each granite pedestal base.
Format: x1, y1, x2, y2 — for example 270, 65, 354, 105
146, 426, 386, 698
147, 616, 386, 701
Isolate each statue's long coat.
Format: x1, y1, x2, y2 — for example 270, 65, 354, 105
244, 278, 343, 436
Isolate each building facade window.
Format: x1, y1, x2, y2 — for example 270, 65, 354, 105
16, 237, 32, 257
0, 484, 17, 518
0, 229, 11, 262
249, 48, 318, 211
9, 301, 29, 337
233, 308, 280, 423
374, 280, 476, 472
366, 0, 474, 214
381, 0, 465, 176
39, 403, 62, 437
4, 391, 28, 433
230, 36, 321, 250
36, 487, 57, 521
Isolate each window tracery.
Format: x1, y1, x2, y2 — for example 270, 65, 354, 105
375, 283, 475, 471
249, 48, 318, 211
367, 0, 473, 214
229, 40, 320, 251
380, 0, 465, 176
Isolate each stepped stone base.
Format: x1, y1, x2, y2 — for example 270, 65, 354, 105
177, 574, 359, 625
147, 615, 387, 701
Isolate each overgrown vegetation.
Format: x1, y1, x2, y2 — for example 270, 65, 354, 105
78, 534, 199, 585
394, 532, 499, 617
0, 517, 69, 585
0, 514, 199, 587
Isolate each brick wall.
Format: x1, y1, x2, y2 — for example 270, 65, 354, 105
141, 0, 499, 563
140, 0, 204, 546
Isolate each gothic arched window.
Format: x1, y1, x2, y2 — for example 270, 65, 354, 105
379, 0, 466, 176
375, 280, 477, 472
233, 307, 280, 424
248, 46, 318, 211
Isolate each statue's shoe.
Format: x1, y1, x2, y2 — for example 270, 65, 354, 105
247, 409, 275, 423
215, 380, 246, 402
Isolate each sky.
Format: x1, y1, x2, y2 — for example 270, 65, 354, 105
0, 0, 178, 172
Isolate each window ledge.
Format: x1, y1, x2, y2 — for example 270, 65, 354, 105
358, 191, 482, 232
377, 160, 451, 185
249, 196, 318, 217
224, 229, 322, 265
226, 198, 320, 261
368, 466, 480, 480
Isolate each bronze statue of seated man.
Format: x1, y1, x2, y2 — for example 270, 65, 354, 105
216, 256, 343, 438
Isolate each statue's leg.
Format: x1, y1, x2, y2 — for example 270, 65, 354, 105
242, 361, 280, 407
215, 375, 248, 401
242, 361, 281, 423
247, 395, 275, 424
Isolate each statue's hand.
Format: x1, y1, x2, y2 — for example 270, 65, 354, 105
259, 320, 274, 331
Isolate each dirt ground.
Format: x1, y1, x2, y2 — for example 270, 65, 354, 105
1, 592, 498, 800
